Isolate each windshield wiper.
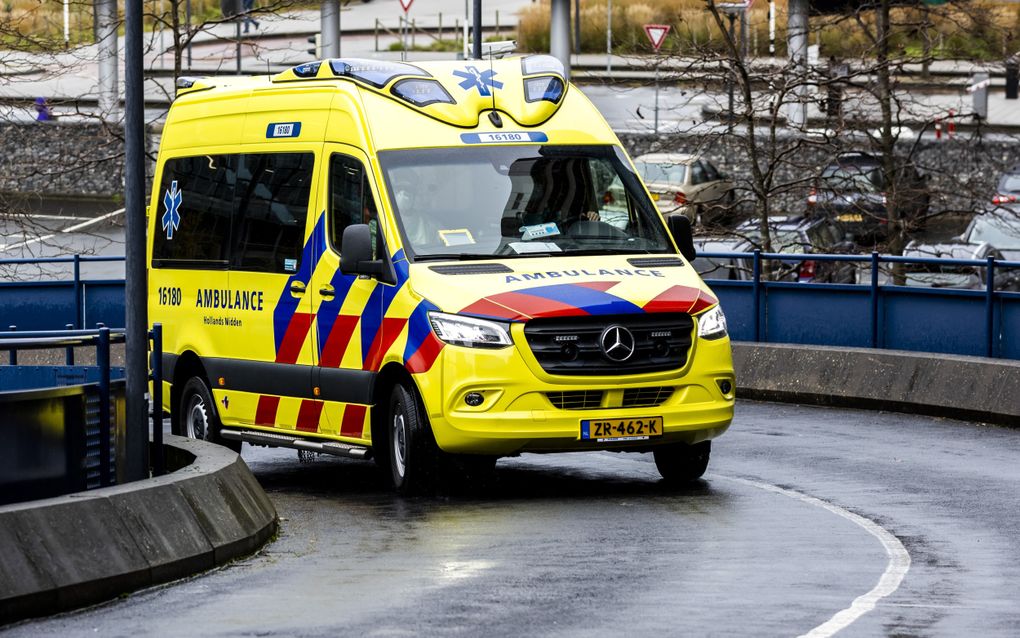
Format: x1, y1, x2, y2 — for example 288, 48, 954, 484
559, 248, 656, 256
412, 253, 508, 262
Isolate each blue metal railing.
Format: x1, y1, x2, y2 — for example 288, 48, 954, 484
699, 250, 1020, 359
0, 255, 125, 331
2, 253, 1018, 359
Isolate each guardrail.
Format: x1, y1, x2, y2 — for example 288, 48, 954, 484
0, 255, 125, 331
0, 324, 166, 505
1, 253, 1017, 359
699, 250, 1020, 359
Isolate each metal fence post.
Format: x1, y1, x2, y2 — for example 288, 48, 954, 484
97, 326, 112, 486
151, 324, 165, 476
73, 254, 82, 329
752, 249, 762, 342
870, 251, 880, 349
7, 325, 16, 366
65, 323, 75, 365
985, 256, 995, 358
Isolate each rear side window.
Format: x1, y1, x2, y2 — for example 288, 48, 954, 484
152, 152, 315, 272
232, 153, 314, 273
152, 154, 237, 267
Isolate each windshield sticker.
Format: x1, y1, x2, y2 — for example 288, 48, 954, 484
460, 132, 549, 144
284, 258, 298, 272
520, 222, 560, 241
509, 241, 562, 254
266, 122, 302, 138
438, 228, 476, 247
162, 180, 182, 240
453, 66, 503, 96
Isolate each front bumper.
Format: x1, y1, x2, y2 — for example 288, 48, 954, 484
418, 325, 735, 456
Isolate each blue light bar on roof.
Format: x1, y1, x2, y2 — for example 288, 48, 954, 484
524, 76, 565, 104
328, 58, 429, 88
521, 55, 565, 77
391, 79, 456, 107
292, 62, 321, 78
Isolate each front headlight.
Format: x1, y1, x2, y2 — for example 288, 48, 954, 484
428, 312, 513, 348
698, 306, 728, 340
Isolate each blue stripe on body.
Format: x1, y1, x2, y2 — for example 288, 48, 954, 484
521, 283, 643, 316
272, 215, 327, 353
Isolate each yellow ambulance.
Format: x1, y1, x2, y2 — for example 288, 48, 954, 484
148, 56, 734, 493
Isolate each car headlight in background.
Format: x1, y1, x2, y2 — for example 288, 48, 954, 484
698, 306, 728, 340
429, 312, 513, 348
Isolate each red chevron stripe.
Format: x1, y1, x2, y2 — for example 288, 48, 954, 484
276, 312, 315, 364
460, 297, 529, 321
255, 395, 280, 426
340, 403, 368, 438
363, 317, 408, 372
320, 314, 359, 368
296, 400, 323, 433
405, 332, 445, 374
642, 285, 703, 314
689, 290, 719, 315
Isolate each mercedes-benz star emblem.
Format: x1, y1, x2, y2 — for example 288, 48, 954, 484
599, 325, 636, 362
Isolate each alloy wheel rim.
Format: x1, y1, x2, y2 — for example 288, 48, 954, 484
186, 394, 208, 440
393, 411, 407, 478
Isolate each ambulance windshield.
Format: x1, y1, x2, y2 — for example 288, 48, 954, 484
378, 145, 675, 261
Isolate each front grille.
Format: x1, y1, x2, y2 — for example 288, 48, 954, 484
547, 390, 604, 410
622, 386, 674, 407
524, 313, 694, 375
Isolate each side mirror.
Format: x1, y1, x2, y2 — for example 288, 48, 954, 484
666, 215, 697, 262
340, 224, 386, 277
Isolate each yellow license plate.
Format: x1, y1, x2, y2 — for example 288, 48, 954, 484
581, 417, 663, 441
837, 213, 864, 222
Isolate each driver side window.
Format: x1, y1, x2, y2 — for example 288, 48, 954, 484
329, 154, 379, 258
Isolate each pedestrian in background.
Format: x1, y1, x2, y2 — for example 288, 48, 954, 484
33, 97, 54, 121
241, 0, 259, 33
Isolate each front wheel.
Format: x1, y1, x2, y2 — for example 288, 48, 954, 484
177, 377, 241, 453
388, 381, 446, 495
653, 441, 711, 484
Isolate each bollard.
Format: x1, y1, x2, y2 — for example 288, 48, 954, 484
934, 118, 942, 140
947, 109, 956, 137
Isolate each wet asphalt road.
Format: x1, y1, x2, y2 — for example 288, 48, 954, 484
5, 401, 1020, 637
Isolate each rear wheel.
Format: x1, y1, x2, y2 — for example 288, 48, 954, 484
653, 441, 711, 484
388, 381, 446, 495
177, 377, 241, 453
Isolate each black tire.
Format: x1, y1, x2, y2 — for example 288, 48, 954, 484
388, 381, 446, 495
177, 377, 241, 453
653, 441, 711, 484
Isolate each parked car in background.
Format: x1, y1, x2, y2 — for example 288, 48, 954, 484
632, 153, 736, 226
903, 210, 1020, 290
693, 216, 857, 283
991, 165, 1020, 206
807, 152, 930, 242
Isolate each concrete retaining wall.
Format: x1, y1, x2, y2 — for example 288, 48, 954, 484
0, 435, 278, 625
733, 342, 1020, 426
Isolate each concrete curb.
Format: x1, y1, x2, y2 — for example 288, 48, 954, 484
733, 342, 1020, 426
0, 435, 278, 626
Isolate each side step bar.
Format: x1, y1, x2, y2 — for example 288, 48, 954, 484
220, 428, 372, 460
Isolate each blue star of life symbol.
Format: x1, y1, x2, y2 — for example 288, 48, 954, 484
453, 66, 503, 97
162, 180, 182, 240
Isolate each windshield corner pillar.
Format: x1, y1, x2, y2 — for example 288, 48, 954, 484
550, 0, 571, 80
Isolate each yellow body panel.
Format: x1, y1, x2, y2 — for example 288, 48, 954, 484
148, 56, 734, 457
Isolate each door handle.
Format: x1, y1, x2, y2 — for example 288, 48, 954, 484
319, 285, 335, 298
289, 281, 306, 296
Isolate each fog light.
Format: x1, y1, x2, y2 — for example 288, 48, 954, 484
717, 379, 733, 395
465, 392, 484, 407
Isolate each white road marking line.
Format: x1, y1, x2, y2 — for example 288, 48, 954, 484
595, 454, 911, 637
0, 208, 125, 253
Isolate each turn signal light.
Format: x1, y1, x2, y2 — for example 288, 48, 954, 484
673, 191, 687, 205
